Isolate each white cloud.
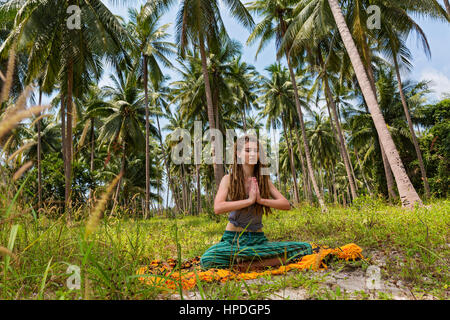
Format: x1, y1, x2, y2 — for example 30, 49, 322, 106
420, 68, 450, 99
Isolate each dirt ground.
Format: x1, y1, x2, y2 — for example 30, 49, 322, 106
158, 250, 442, 300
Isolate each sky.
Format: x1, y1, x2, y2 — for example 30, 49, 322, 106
101, 0, 450, 102
407, 15, 450, 100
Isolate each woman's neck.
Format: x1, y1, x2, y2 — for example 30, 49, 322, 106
242, 164, 255, 178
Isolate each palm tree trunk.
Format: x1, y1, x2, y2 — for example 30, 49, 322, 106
180, 164, 185, 213
327, 0, 422, 208
282, 115, 300, 204
347, 185, 351, 204
172, 177, 182, 213
213, 80, 220, 133
348, 148, 358, 191
155, 114, 180, 213
37, 88, 42, 214
380, 137, 397, 201
323, 75, 358, 201
199, 36, 223, 189
342, 191, 347, 207
293, 122, 312, 204
188, 178, 193, 215
354, 146, 373, 196
156, 177, 160, 216
61, 93, 66, 170
166, 178, 170, 213
336, 101, 359, 191
143, 54, 150, 217
332, 169, 338, 204
279, 15, 326, 210
272, 122, 282, 190
196, 163, 201, 215
444, 0, 450, 16
285, 57, 326, 210
89, 118, 95, 206
319, 168, 324, 194
360, 36, 396, 200
242, 104, 248, 132
287, 124, 301, 203
280, 42, 323, 207
393, 54, 430, 198
113, 141, 126, 215
60, 93, 67, 213
180, 175, 186, 214
362, 100, 396, 200
65, 60, 74, 215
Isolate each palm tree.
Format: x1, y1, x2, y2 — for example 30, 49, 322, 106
374, 13, 434, 198
163, 109, 195, 214
283, 0, 441, 207
226, 56, 259, 132
324, 0, 422, 207
77, 84, 112, 205
148, 78, 175, 216
146, 0, 254, 190
247, 0, 327, 210
309, 40, 359, 201
0, 0, 131, 213
307, 110, 339, 200
259, 63, 302, 204
97, 71, 158, 212
126, 5, 176, 216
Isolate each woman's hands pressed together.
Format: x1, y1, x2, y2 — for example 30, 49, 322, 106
213, 174, 291, 215
247, 176, 291, 210
247, 177, 262, 204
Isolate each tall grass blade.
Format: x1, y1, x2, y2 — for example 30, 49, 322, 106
3, 224, 19, 296
37, 257, 53, 300
5, 173, 31, 218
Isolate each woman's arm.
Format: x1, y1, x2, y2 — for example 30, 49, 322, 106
256, 179, 291, 210
214, 174, 256, 214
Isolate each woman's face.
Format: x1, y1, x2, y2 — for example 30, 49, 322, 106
237, 141, 259, 165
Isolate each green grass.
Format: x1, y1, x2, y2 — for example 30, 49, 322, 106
0, 196, 448, 300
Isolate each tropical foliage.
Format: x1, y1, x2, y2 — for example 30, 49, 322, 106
0, 0, 449, 218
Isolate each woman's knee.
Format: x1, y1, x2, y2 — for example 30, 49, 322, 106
200, 252, 232, 270
200, 254, 214, 269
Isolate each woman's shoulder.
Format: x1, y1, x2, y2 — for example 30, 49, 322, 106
217, 174, 231, 190
221, 174, 231, 184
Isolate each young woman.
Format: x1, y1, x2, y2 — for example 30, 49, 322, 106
200, 134, 312, 272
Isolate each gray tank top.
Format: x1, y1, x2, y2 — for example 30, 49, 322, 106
228, 203, 263, 231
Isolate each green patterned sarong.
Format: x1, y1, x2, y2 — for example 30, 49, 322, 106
200, 230, 312, 270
